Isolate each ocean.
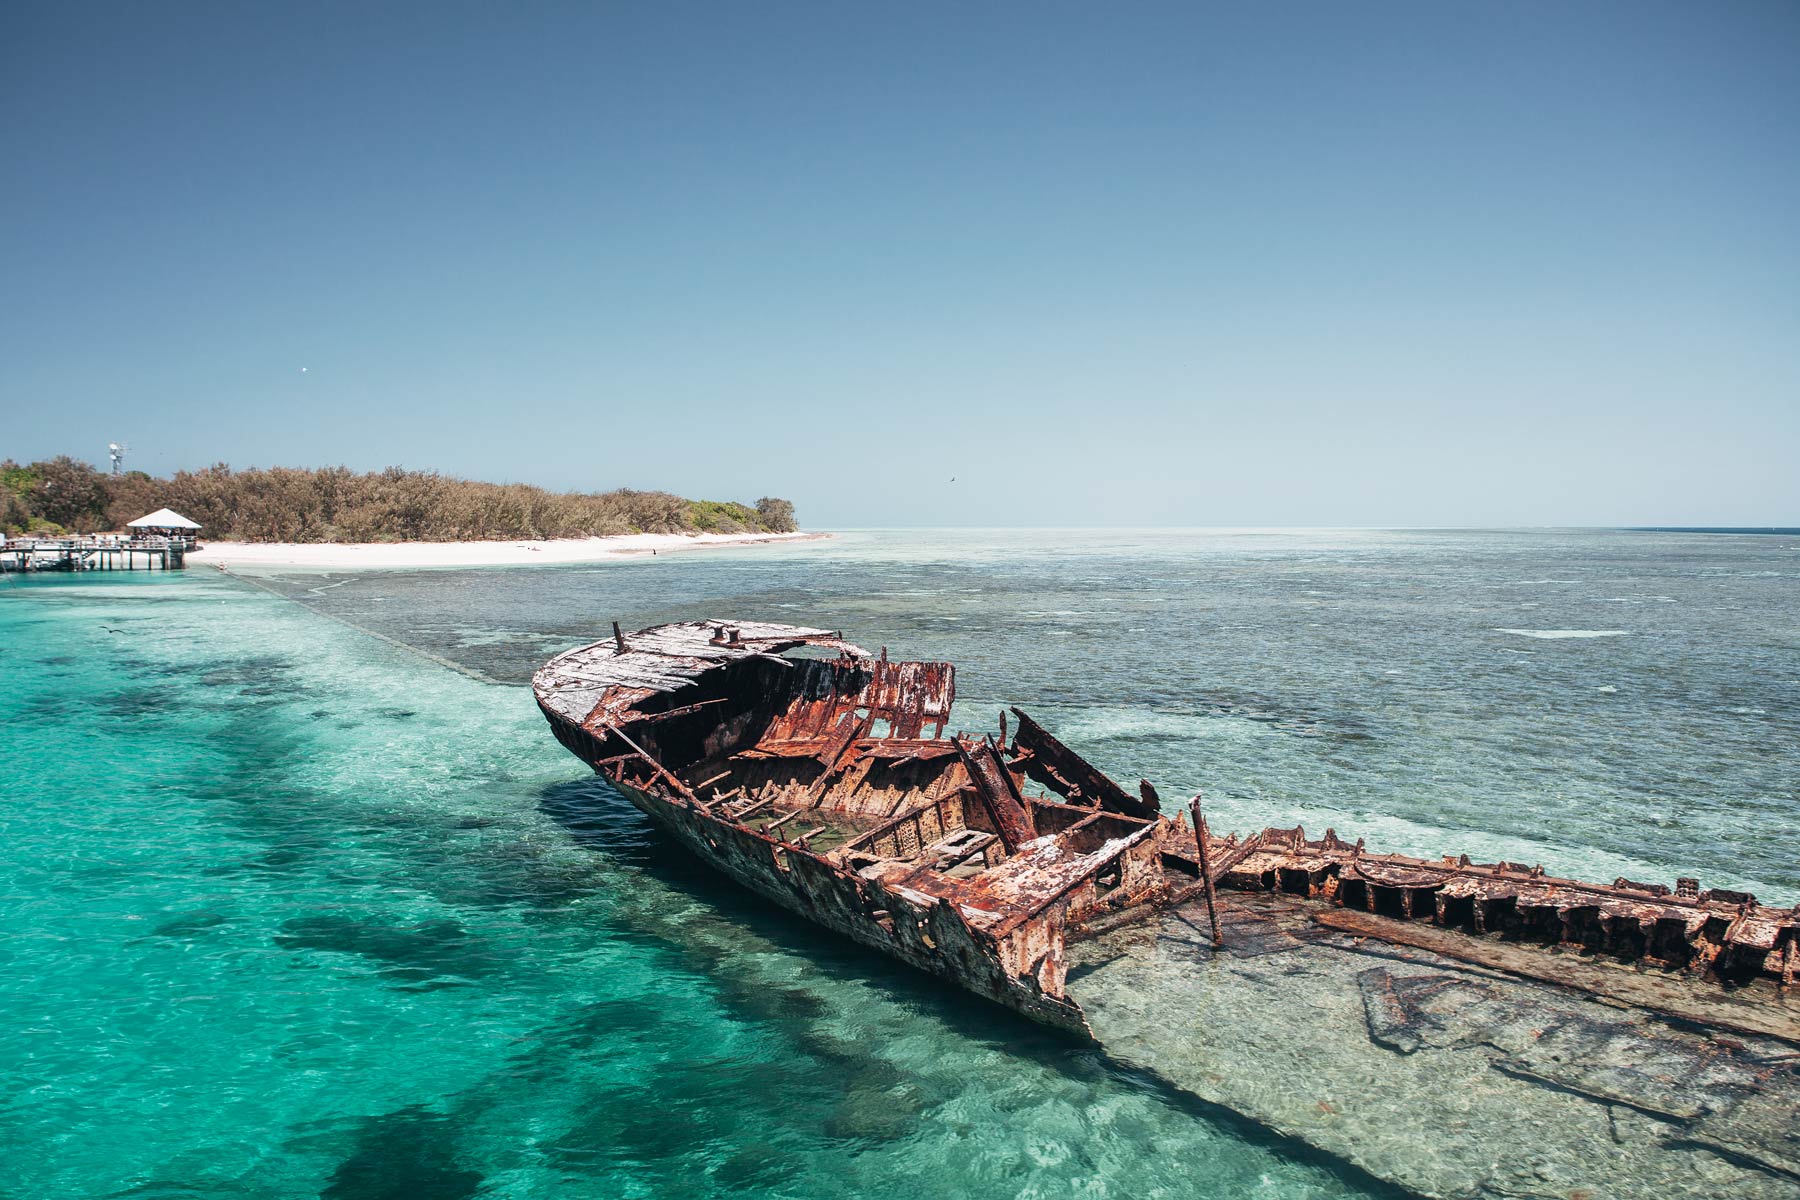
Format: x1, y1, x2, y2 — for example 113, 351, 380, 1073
3, 527, 1795, 1198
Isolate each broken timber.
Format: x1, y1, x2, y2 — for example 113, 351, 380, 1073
534, 620, 1800, 1039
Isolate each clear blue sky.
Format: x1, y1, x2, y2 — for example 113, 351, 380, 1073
3, 2, 1796, 527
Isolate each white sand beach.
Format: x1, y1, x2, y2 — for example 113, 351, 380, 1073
192, 531, 826, 571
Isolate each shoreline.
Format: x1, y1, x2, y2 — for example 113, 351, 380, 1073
192, 530, 827, 571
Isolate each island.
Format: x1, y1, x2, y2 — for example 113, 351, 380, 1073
2, 456, 814, 569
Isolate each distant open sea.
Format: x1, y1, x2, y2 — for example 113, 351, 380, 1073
3, 528, 1795, 1198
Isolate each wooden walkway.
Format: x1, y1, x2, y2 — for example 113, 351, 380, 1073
1, 535, 191, 572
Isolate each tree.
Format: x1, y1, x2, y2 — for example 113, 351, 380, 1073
102, 471, 161, 529
755, 497, 797, 532
0, 455, 791, 541
1, 489, 30, 534
0, 459, 38, 501
31, 456, 109, 531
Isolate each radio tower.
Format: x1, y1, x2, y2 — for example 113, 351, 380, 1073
108, 442, 128, 476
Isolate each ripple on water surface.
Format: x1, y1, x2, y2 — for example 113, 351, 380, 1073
262, 527, 1797, 900
0, 570, 1379, 1199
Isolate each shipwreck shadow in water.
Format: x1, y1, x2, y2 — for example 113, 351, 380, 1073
536, 774, 1416, 1199
320, 1105, 485, 1200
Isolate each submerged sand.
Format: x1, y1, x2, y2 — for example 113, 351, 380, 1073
1071, 893, 1800, 1200
191, 531, 827, 570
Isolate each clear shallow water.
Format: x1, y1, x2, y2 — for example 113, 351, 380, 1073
265, 527, 1800, 900
0, 567, 1379, 1199
3, 528, 1796, 1199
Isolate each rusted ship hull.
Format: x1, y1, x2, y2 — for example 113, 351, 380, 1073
534, 620, 1800, 1039
594, 771, 1092, 1032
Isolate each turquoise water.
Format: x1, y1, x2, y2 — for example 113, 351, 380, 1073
0, 567, 1375, 1199
268, 527, 1800, 900
4, 528, 1796, 1198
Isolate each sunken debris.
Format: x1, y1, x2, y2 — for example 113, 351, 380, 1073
533, 620, 1800, 1036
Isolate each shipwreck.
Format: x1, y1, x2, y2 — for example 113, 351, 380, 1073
535, 620, 1800, 1197
532, 620, 1800, 1035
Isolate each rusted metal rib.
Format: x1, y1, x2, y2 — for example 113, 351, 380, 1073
955, 734, 1037, 852
1009, 707, 1158, 817
1223, 825, 1800, 981
601, 724, 703, 807
804, 712, 873, 802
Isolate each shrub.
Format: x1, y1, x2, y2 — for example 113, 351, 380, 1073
755, 497, 797, 533
0, 459, 801, 542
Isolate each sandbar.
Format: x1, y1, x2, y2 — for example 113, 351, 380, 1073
192, 531, 826, 571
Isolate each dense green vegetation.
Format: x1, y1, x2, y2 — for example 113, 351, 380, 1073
0, 457, 799, 541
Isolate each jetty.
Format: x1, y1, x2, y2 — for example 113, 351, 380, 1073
1, 534, 192, 572
1, 508, 201, 573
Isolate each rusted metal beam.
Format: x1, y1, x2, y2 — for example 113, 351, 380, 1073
955, 735, 1037, 852
1009, 707, 1158, 817
804, 712, 872, 803
600, 724, 702, 807
1203, 831, 1269, 884
1190, 793, 1223, 948
624, 698, 729, 726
